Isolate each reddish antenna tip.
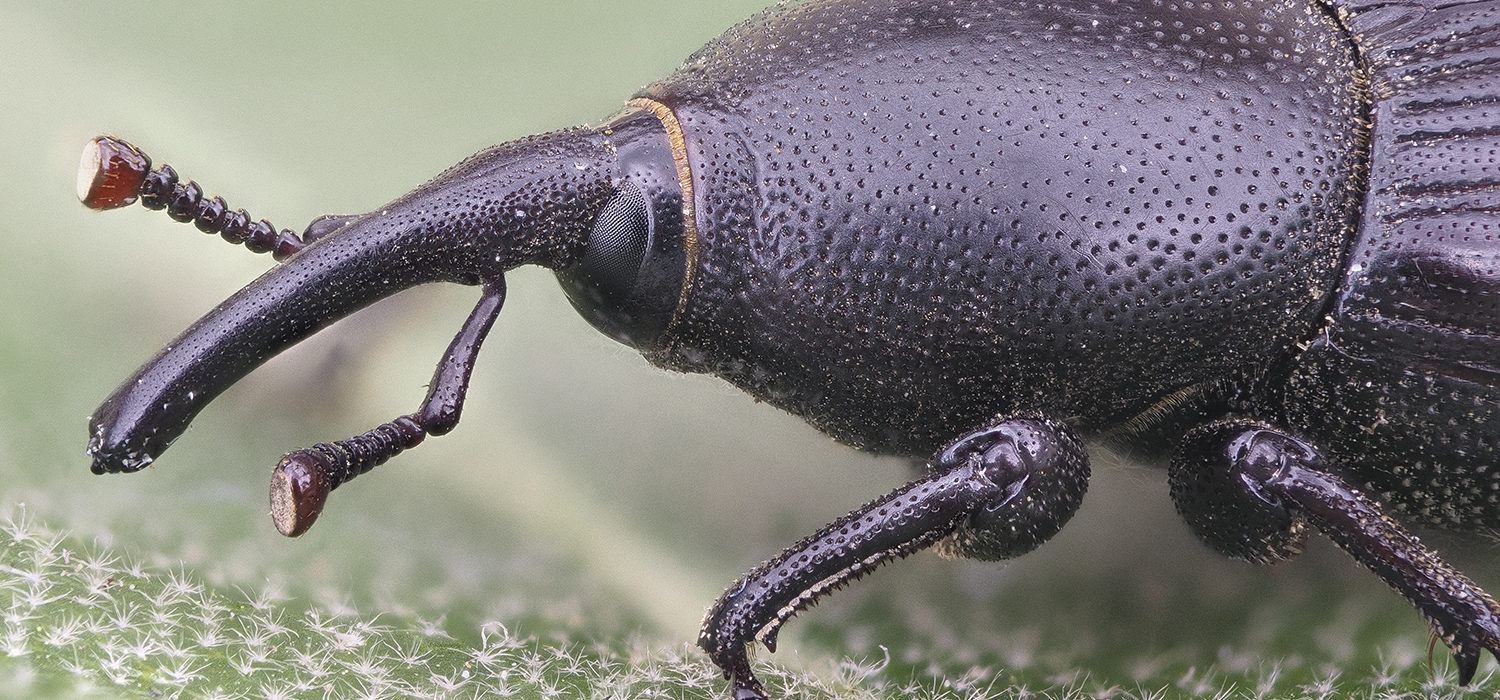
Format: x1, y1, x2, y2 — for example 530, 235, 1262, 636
77, 136, 150, 210
270, 451, 331, 537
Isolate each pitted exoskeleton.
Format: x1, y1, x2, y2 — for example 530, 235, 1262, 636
78, 0, 1500, 696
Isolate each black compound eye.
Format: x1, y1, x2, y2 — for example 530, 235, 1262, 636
579, 180, 650, 298
555, 108, 687, 350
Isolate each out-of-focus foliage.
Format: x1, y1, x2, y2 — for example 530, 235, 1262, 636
3, 2, 1499, 697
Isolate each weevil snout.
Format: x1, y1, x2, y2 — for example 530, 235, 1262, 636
77, 0, 1500, 694
81, 102, 689, 534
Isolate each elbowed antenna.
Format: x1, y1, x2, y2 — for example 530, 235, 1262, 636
82, 129, 620, 531
78, 136, 336, 259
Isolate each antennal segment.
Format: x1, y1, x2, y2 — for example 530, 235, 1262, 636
269, 279, 508, 537
77, 135, 329, 261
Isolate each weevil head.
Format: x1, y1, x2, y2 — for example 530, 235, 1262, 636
86, 107, 691, 474
554, 102, 692, 352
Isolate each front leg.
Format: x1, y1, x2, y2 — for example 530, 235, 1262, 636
700, 416, 1090, 699
1171, 418, 1500, 683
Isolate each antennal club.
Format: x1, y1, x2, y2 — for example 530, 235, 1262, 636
79, 128, 614, 546
76, 135, 339, 261
270, 279, 507, 537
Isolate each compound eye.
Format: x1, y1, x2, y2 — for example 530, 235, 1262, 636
555, 108, 687, 350
579, 180, 650, 299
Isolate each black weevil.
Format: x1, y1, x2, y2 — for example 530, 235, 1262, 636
76, 0, 1500, 696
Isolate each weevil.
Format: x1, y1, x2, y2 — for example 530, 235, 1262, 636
77, 0, 1500, 696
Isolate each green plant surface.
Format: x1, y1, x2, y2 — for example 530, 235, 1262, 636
3, 2, 1499, 698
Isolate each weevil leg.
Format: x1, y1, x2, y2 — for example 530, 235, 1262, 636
701, 417, 1089, 698
1170, 418, 1500, 684
268, 278, 507, 537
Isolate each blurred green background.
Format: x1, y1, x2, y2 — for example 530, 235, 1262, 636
3, 2, 1497, 697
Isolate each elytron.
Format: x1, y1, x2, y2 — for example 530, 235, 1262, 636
78, 1, 1500, 696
